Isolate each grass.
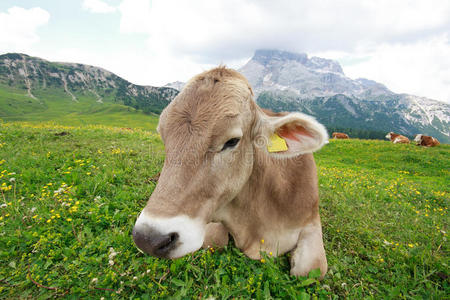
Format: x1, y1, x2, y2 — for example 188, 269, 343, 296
0, 83, 160, 130
0, 122, 448, 299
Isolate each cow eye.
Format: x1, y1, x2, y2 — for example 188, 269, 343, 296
221, 138, 240, 151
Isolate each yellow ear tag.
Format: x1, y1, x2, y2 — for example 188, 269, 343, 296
267, 133, 288, 152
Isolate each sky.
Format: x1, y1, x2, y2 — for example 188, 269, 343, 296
1, 0, 450, 103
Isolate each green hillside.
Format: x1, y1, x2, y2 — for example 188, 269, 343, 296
0, 83, 160, 129
0, 53, 178, 126
0, 122, 448, 298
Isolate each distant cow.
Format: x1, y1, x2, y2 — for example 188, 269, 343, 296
385, 132, 410, 144
332, 132, 349, 139
414, 134, 440, 147
132, 67, 329, 278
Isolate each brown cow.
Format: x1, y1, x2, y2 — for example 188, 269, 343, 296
385, 132, 410, 144
132, 67, 329, 278
332, 132, 349, 139
414, 134, 440, 147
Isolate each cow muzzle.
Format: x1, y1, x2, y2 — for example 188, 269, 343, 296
132, 212, 205, 259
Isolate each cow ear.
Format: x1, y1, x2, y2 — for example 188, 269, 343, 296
258, 112, 328, 157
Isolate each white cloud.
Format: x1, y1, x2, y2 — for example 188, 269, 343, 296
82, 0, 116, 14
9, 1, 447, 104
0, 6, 50, 52
117, 0, 450, 60
119, 0, 151, 33
111, 0, 450, 103
339, 34, 450, 103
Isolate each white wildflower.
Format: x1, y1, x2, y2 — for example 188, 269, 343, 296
54, 188, 64, 194
109, 247, 119, 260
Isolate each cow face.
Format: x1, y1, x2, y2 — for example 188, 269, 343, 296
132, 68, 328, 259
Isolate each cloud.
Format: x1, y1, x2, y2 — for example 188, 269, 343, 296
118, 0, 151, 33
0, 6, 50, 52
82, 0, 116, 14
117, 0, 450, 61
337, 34, 450, 103
111, 0, 450, 103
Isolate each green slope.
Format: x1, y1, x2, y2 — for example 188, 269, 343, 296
0, 53, 178, 127
0, 84, 159, 129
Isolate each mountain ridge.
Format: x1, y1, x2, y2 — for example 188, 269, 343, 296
167, 49, 449, 142
237, 49, 449, 142
1, 51, 449, 142
0, 52, 178, 116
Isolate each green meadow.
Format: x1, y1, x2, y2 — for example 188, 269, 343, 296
0, 120, 448, 299
0, 84, 160, 130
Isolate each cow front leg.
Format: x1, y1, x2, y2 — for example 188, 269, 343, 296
290, 219, 327, 279
202, 222, 229, 249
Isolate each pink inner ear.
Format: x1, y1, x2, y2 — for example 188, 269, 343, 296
278, 124, 313, 141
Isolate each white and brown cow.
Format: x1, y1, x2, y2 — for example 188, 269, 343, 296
385, 132, 410, 144
332, 132, 349, 139
132, 67, 329, 278
414, 134, 440, 147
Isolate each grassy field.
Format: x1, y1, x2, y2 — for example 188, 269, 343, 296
0, 84, 160, 130
0, 122, 448, 299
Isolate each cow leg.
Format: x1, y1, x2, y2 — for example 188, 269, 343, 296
202, 222, 229, 249
290, 219, 327, 279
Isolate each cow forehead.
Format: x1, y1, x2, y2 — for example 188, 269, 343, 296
159, 72, 254, 143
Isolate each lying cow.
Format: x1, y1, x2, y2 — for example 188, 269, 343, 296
385, 132, 410, 144
132, 67, 329, 278
332, 132, 349, 139
414, 134, 440, 147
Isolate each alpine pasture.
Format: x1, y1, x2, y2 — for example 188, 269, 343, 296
0, 120, 448, 299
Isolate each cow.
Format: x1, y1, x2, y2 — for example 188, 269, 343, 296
132, 67, 329, 278
385, 132, 410, 144
332, 132, 349, 139
414, 134, 440, 147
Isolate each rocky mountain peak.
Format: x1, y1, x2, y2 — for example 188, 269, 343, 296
238, 49, 449, 142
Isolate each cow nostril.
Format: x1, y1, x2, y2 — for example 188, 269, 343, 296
156, 232, 179, 252
169, 232, 179, 243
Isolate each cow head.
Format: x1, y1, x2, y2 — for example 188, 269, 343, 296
414, 134, 422, 143
132, 67, 328, 258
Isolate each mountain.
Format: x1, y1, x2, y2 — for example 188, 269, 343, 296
1, 52, 448, 142
0, 53, 178, 120
164, 81, 185, 91
238, 49, 449, 143
239, 49, 394, 99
